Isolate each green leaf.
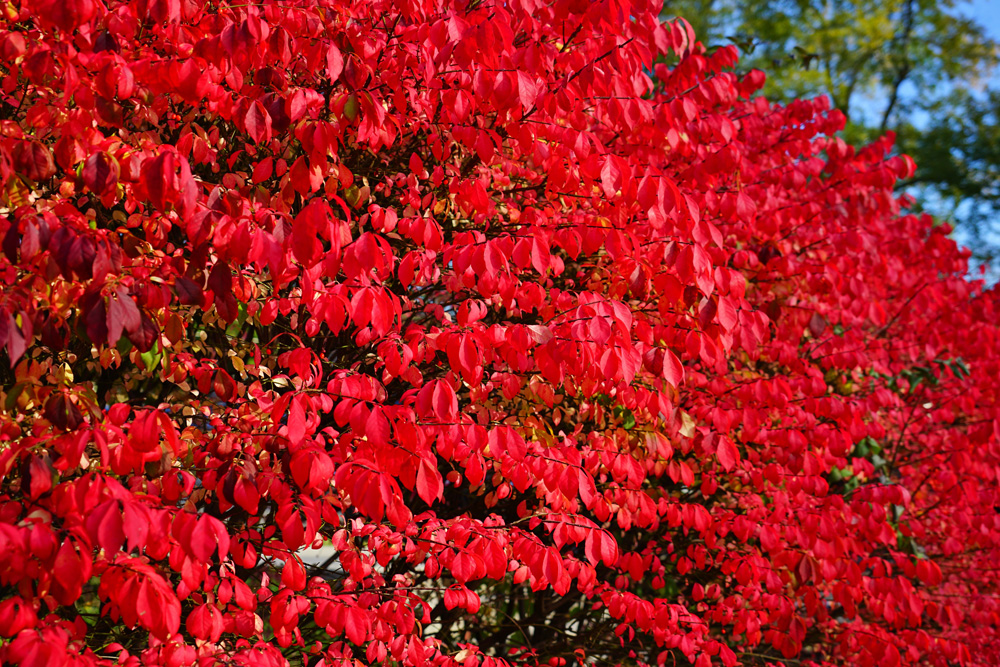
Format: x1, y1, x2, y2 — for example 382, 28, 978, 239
4, 383, 24, 412
226, 301, 248, 338
140, 341, 162, 373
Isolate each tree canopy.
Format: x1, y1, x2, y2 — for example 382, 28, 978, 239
2, 2, 1000, 667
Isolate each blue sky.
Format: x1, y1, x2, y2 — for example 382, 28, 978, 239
967, 0, 1000, 41
966, 0, 1000, 89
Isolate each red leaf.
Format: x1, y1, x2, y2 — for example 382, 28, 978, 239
344, 606, 368, 645
662, 349, 684, 387
288, 394, 307, 444
144, 152, 172, 210
0, 597, 37, 638
245, 101, 272, 144
326, 43, 344, 83
291, 447, 333, 493
415, 458, 443, 505
82, 151, 119, 196
85, 500, 125, 554
365, 407, 390, 447
735, 191, 757, 222
187, 603, 224, 642
213, 369, 236, 402
128, 313, 159, 352
716, 437, 739, 472
416, 379, 458, 422
432, 380, 458, 421
208, 262, 237, 323
451, 334, 481, 384
585, 529, 619, 567
51, 538, 91, 606
808, 312, 828, 337
12, 141, 56, 182
292, 201, 324, 266
128, 410, 161, 453
135, 572, 181, 639
27, 456, 52, 499
234, 475, 260, 514
541, 548, 564, 587
600, 156, 623, 198
516, 71, 538, 109
175, 276, 203, 305
717, 296, 738, 331
121, 501, 151, 552
106, 288, 141, 345
43, 393, 84, 431
188, 514, 230, 562
5, 311, 28, 365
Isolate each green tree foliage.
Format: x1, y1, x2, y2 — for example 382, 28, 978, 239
666, 0, 1000, 262
901, 88, 1000, 258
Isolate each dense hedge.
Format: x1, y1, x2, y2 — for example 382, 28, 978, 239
1, 1, 1000, 666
